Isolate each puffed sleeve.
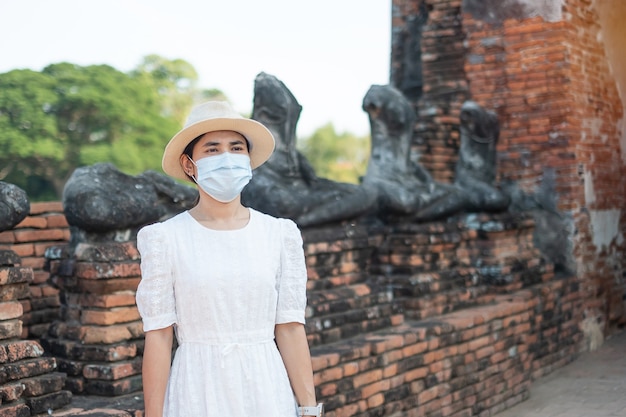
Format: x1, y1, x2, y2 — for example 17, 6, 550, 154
275, 218, 308, 324
135, 222, 177, 332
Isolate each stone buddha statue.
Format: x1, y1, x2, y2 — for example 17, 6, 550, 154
241, 72, 376, 227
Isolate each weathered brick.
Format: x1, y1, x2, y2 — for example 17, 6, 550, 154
0, 381, 25, 402
0, 340, 44, 364
29, 202, 63, 215
13, 229, 65, 243
15, 216, 48, 229
0, 357, 56, 384
0, 320, 22, 340
0, 267, 32, 286
0, 301, 23, 320
74, 262, 141, 280
83, 358, 142, 381
80, 306, 140, 326
0, 401, 30, 417
21, 372, 66, 396
25, 389, 72, 415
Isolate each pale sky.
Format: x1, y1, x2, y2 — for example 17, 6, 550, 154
0, 0, 391, 137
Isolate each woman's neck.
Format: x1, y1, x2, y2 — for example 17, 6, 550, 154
189, 196, 250, 230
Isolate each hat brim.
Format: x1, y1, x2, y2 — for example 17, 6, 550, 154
162, 117, 275, 181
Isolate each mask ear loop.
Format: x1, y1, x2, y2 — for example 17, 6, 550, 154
186, 155, 199, 183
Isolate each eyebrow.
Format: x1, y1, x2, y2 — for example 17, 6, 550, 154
201, 139, 246, 148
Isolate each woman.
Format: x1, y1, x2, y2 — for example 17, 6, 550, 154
135, 101, 322, 417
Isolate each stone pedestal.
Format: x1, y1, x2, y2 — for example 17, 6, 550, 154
0, 250, 71, 416
43, 239, 143, 396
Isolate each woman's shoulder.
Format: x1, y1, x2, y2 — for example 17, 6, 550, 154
138, 211, 189, 238
250, 208, 297, 227
249, 208, 300, 237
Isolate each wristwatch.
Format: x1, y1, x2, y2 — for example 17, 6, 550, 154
298, 403, 324, 417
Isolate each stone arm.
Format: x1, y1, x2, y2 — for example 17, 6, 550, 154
297, 152, 319, 186
412, 161, 434, 185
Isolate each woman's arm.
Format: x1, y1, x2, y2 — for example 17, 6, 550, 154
275, 322, 317, 415
142, 326, 174, 417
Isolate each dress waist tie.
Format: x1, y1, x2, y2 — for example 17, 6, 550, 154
220, 342, 268, 381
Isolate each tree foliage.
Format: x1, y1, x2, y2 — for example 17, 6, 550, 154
0, 55, 368, 201
0, 56, 226, 200
298, 123, 370, 184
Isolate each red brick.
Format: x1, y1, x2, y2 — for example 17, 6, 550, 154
13, 229, 65, 243
29, 201, 63, 214
353, 369, 383, 388
0, 301, 23, 320
15, 216, 48, 229
80, 306, 140, 325
46, 214, 69, 228
0, 231, 15, 244
74, 262, 141, 280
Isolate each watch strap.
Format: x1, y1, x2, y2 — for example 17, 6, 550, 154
298, 403, 323, 416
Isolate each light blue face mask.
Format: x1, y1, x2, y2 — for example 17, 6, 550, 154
189, 153, 252, 202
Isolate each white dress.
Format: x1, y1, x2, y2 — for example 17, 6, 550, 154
135, 208, 307, 417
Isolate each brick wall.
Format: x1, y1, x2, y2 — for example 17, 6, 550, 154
0, 249, 71, 416
35, 211, 585, 417
0, 202, 70, 339
561, 0, 626, 333
392, 0, 470, 183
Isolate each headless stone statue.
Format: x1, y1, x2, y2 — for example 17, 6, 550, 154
63, 163, 198, 232
0, 182, 29, 232
241, 72, 376, 227
454, 100, 510, 211
361, 84, 465, 221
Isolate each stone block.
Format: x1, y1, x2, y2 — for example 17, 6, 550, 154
0, 283, 29, 303
0, 401, 30, 417
44, 339, 138, 363
25, 389, 72, 415
0, 251, 20, 267
65, 292, 138, 309
0, 267, 32, 286
83, 358, 142, 381
0, 340, 44, 364
80, 306, 141, 326
0, 302, 23, 321
74, 242, 141, 262
74, 262, 141, 280
0, 357, 57, 385
0, 381, 25, 402
46, 214, 69, 228
0, 321, 22, 340
85, 375, 143, 397
22, 372, 66, 397
13, 229, 65, 243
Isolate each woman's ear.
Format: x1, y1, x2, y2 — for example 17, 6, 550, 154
180, 154, 195, 178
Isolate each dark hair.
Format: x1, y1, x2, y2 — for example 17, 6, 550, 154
183, 135, 203, 161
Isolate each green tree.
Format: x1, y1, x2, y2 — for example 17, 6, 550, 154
298, 123, 370, 184
0, 62, 180, 199
132, 54, 227, 124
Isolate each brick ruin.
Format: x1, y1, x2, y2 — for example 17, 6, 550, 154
0, 0, 625, 416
